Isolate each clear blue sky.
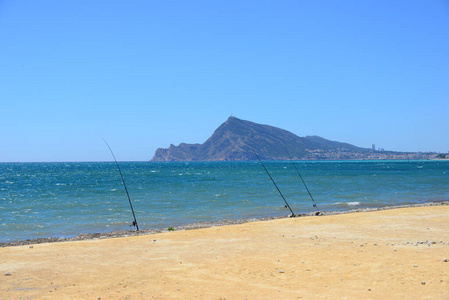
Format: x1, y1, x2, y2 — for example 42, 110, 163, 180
1, 1, 448, 162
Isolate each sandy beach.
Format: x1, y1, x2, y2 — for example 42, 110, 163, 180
1, 205, 448, 299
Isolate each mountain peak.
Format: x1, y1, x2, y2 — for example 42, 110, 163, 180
150, 117, 368, 161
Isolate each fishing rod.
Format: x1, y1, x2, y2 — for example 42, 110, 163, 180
251, 148, 296, 217
103, 138, 139, 231
285, 149, 320, 214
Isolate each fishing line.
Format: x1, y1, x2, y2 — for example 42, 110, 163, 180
102, 138, 139, 231
285, 149, 320, 213
250, 148, 296, 217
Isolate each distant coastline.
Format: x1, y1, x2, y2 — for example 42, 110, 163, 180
151, 117, 447, 161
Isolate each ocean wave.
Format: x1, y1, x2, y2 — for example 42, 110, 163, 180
214, 193, 227, 197
335, 201, 361, 207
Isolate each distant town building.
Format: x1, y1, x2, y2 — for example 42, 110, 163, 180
372, 144, 376, 151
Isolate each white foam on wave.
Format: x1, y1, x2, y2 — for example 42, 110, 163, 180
214, 193, 227, 197
335, 201, 361, 206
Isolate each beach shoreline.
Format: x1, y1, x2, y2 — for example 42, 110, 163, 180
2, 201, 447, 248
2, 203, 448, 299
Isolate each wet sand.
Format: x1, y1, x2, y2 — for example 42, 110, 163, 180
1, 205, 448, 299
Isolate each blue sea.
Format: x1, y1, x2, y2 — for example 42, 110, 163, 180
1, 160, 448, 243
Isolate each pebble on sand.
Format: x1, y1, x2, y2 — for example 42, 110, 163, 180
4, 272, 11, 276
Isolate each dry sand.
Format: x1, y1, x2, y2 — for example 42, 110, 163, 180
1, 205, 448, 299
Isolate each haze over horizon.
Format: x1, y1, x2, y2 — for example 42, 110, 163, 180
1, 1, 448, 162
